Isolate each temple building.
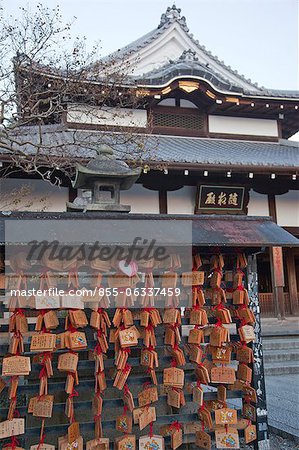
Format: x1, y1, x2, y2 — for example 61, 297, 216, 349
1, 4, 298, 318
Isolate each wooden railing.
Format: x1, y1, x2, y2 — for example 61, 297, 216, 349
259, 292, 293, 317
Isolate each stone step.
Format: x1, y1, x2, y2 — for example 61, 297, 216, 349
264, 360, 299, 376
264, 348, 299, 363
262, 338, 299, 351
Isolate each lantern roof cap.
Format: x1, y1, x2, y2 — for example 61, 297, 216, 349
72, 144, 141, 190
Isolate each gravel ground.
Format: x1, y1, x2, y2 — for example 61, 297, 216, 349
263, 432, 298, 450
237, 432, 298, 449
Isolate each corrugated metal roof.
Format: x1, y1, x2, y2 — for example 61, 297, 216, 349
0, 212, 298, 247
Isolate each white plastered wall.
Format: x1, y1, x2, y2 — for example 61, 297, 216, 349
167, 186, 196, 214
208, 115, 278, 137
247, 190, 269, 216
67, 104, 147, 128
125, 23, 258, 91
276, 190, 299, 226
0, 178, 68, 212
120, 184, 159, 213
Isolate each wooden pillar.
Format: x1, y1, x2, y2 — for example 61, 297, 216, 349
270, 247, 286, 319
159, 190, 167, 214
286, 248, 299, 314
267, 194, 286, 319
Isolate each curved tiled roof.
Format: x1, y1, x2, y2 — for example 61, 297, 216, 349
104, 5, 299, 99
135, 52, 299, 99
103, 5, 261, 90
3, 125, 299, 170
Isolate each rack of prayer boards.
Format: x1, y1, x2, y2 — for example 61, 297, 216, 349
0, 247, 266, 450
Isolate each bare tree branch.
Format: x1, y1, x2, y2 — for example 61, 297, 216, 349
0, 3, 154, 184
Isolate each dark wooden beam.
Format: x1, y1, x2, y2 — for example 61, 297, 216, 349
267, 194, 277, 223
283, 226, 299, 237
159, 190, 167, 214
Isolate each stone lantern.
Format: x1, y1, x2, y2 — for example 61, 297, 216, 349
66, 144, 141, 212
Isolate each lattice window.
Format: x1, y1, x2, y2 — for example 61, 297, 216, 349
153, 112, 205, 130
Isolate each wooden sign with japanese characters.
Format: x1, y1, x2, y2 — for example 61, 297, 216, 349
196, 185, 247, 214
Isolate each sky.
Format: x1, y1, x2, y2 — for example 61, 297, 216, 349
3, 0, 299, 139
4, 0, 299, 90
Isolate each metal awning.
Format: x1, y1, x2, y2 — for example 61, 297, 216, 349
191, 215, 299, 247
0, 212, 298, 248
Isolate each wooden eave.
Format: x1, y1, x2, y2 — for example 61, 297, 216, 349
16, 65, 299, 138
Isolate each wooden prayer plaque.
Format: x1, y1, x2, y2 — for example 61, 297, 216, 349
237, 363, 252, 383
188, 328, 204, 345
116, 414, 133, 434
190, 309, 203, 325
163, 367, 184, 388
139, 435, 164, 450
242, 403, 256, 422
195, 365, 210, 385
61, 294, 84, 309
33, 394, 54, 418
0, 418, 25, 439
205, 400, 225, 412
167, 388, 181, 408
119, 326, 138, 348
86, 438, 109, 450
58, 435, 83, 450
215, 408, 237, 425
28, 396, 37, 413
244, 424, 257, 444
68, 422, 80, 444
58, 352, 79, 373
217, 386, 227, 403
0, 376, 6, 394
138, 386, 158, 407
161, 272, 178, 288
211, 346, 231, 364
195, 431, 212, 450
115, 435, 136, 450
2, 355, 31, 376
181, 271, 204, 286
238, 325, 255, 343
183, 422, 201, 435
210, 271, 222, 288
163, 308, 178, 324
35, 295, 60, 309
68, 331, 87, 350
193, 386, 203, 406
43, 310, 59, 329
211, 367, 236, 384
3, 447, 25, 450
215, 427, 239, 449
30, 444, 55, 450
236, 346, 253, 364
171, 428, 183, 450
139, 406, 156, 431
232, 290, 244, 305
242, 386, 257, 403
30, 333, 56, 352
